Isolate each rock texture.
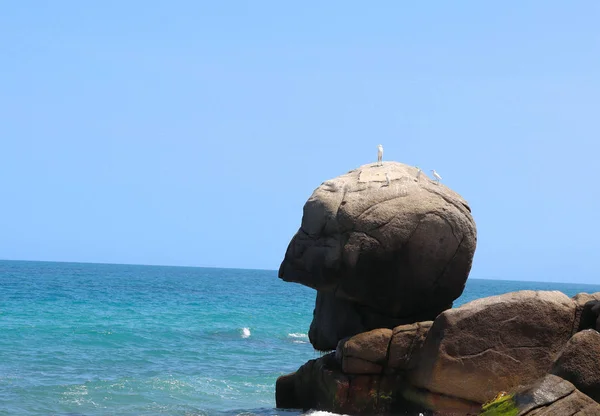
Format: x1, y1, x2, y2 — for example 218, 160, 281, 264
334, 322, 433, 375
275, 290, 600, 415
480, 374, 600, 415
279, 162, 477, 350
387, 321, 432, 372
408, 290, 576, 404
572, 292, 600, 333
275, 353, 404, 415
551, 329, 600, 403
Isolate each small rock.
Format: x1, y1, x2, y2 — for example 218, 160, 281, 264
480, 374, 600, 415
551, 329, 600, 403
337, 328, 392, 374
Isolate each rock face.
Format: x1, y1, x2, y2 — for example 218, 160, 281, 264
335, 322, 433, 375
279, 162, 477, 350
275, 353, 404, 415
275, 291, 600, 415
480, 374, 600, 415
572, 292, 600, 333
408, 290, 577, 404
551, 329, 600, 403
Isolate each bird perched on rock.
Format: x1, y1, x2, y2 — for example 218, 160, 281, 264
431, 169, 442, 184
416, 166, 422, 180
377, 144, 383, 166
385, 172, 391, 186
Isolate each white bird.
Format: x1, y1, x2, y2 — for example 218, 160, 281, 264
431, 169, 442, 184
377, 144, 383, 166
416, 166, 422, 180
385, 172, 391, 186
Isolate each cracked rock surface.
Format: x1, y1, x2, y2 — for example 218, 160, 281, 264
408, 290, 577, 404
279, 162, 477, 350
551, 329, 600, 403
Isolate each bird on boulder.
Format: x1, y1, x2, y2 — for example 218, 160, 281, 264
431, 169, 442, 184
377, 144, 383, 166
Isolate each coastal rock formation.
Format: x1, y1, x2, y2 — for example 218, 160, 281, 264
334, 322, 433, 375
551, 329, 600, 403
409, 290, 576, 404
275, 353, 404, 415
276, 290, 600, 414
274, 162, 600, 415
279, 162, 477, 350
480, 374, 600, 415
572, 292, 600, 333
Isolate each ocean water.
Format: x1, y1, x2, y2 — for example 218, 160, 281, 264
1, 260, 599, 416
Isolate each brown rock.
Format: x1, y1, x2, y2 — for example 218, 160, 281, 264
338, 328, 392, 375
279, 162, 477, 350
309, 290, 437, 351
401, 384, 481, 415
524, 390, 599, 415
275, 353, 347, 411
572, 292, 600, 333
480, 374, 600, 416
388, 321, 433, 372
551, 329, 600, 403
275, 353, 405, 414
409, 290, 576, 404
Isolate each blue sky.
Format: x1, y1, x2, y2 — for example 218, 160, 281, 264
1, 2, 598, 283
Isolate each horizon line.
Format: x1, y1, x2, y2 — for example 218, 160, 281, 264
1, 257, 598, 287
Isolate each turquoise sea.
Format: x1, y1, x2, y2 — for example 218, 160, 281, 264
1, 260, 599, 416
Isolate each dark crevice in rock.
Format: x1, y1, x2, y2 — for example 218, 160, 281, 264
432, 235, 465, 290
422, 186, 474, 226
571, 303, 580, 336
405, 328, 421, 369
383, 331, 394, 374
356, 194, 408, 221
430, 212, 461, 243
335, 186, 349, 219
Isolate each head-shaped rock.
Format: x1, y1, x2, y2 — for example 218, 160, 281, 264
278, 162, 477, 350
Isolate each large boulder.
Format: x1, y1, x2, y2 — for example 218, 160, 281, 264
279, 162, 477, 350
480, 374, 600, 415
551, 329, 600, 403
409, 290, 576, 404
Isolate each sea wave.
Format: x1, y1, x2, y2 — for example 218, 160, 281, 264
287, 333, 308, 338
240, 327, 251, 338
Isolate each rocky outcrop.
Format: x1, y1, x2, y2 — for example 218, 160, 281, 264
276, 290, 600, 414
334, 322, 433, 375
409, 290, 576, 404
551, 329, 600, 403
273, 162, 600, 415
275, 353, 404, 415
480, 374, 600, 415
279, 162, 477, 350
572, 292, 600, 333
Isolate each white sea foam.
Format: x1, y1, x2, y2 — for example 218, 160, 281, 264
288, 332, 308, 338
304, 411, 349, 416
240, 327, 251, 338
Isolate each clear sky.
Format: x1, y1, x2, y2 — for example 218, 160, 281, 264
1, 2, 598, 283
